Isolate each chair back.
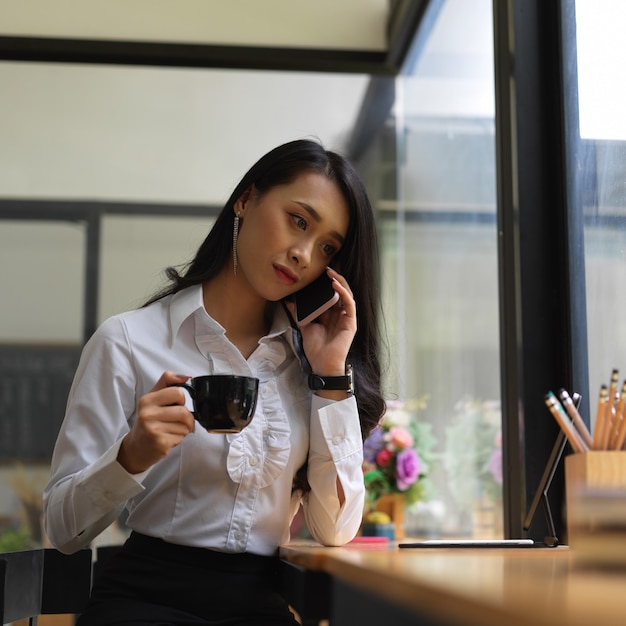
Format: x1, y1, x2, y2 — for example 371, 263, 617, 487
0, 548, 92, 625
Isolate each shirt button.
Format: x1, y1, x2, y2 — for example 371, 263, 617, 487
261, 387, 269, 398
332, 436, 343, 445
249, 456, 258, 466
235, 532, 242, 540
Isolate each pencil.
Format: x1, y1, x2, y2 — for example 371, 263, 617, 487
613, 381, 626, 450
558, 388, 593, 449
609, 380, 626, 449
601, 369, 619, 449
592, 385, 609, 450
544, 392, 587, 453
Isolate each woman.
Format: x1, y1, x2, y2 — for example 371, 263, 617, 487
43, 139, 385, 625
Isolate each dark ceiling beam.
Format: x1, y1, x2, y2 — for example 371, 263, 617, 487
0, 35, 392, 74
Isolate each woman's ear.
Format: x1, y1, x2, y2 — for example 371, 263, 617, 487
235, 185, 254, 216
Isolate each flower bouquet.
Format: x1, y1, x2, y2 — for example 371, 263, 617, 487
363, 399, 435, 509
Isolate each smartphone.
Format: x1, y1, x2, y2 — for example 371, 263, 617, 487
293, 272, 339, 327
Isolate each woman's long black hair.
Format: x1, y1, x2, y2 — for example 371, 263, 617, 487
146, 139, 385, 447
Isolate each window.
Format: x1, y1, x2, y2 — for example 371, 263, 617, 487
360, 0, 501, 538
572, 1, 626, 407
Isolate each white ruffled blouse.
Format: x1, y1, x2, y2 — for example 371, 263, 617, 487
43, 284, 366, 556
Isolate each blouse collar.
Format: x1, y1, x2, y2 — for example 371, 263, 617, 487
168, 284, 297, 351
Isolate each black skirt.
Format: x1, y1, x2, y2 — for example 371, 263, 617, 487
76, 532, 299, 626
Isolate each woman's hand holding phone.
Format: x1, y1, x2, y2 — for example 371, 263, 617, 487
289, 268, 356, 382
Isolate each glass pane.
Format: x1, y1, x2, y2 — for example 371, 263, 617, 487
100, 215, 216, 321
574, 1, 626, 418
361, 0, 501, 538
0, 221, 84, 549
0, 221, 84, 342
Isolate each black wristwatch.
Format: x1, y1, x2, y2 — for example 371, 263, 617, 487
308, 364, 353, 394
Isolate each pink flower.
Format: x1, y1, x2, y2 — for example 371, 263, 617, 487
396, 448, 421, 490
376, 448, 393, 467
494, 430, 502, 448
488, 448, 503, 485
388, 426, 414, 450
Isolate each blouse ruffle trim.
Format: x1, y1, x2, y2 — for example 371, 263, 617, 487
226, 392, 292, 488
193, 306, 294, 489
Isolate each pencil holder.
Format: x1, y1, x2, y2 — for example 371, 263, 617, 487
565, 451, 626, 564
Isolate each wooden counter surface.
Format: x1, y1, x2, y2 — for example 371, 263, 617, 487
280, 541, 626, 626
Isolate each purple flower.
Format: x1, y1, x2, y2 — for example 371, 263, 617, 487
396, 448, 421, 491
363, 427, 384, 463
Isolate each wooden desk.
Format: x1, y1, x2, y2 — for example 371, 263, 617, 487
280, 541, 626, 626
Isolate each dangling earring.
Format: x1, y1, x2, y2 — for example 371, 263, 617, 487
232, 211, 241, 275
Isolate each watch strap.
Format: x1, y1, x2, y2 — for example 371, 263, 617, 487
308, 364, 353, 393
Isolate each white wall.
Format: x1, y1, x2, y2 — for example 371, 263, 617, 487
0, 0, 388, 49
0, 63, 369, 203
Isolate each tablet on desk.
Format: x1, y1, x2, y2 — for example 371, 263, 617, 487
399, 539, 539, 548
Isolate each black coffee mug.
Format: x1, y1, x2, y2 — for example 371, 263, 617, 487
175, 375, 259, 433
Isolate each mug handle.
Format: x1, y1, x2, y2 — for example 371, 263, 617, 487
173, 383, 198, 418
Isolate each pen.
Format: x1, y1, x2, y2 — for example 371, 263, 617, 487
592, 385, 609, 450
544, 392, 588, 453
558, 388, 593, 449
